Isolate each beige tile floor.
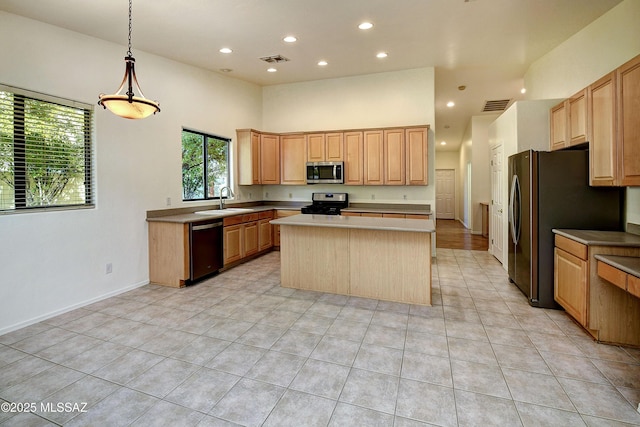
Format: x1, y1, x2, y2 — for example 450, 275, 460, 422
1, 249, 640, 426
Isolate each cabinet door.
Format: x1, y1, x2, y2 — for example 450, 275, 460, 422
325, 132, 344, 161
568, 89, 587, 146
384, 129, 405, 185
307, 133, 325, 162
251, 132, 261, 184
405, 127, 428, 185
260, 134, 280, 184
588, 72, 617, 186
617, 55, 640, 186
364, 130, 384, 185
223, 225, 242, 265
258, 219, 273, 251
281, 134, 306, 185
344, 131, 363, 185
554, 247, 588, 326
550, 102, 567, 151
237, 130, 260, 186
243, 222, 259, 257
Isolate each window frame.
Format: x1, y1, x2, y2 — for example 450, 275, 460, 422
181, 128, 231, 202
0, 84, 95, 214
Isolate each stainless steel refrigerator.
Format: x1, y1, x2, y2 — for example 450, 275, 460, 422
508, 149, 623, 308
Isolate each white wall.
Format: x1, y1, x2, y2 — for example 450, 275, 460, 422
470, 115, 498, 235
524, 0, 640, 230
459, 126, 472, 228
262, 68, 436, 206
0, 12, 262, 333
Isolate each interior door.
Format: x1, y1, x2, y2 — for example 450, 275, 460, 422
490, 145, 504, 264
435, 169, 455, 219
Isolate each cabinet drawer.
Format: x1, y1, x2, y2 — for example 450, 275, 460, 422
597, 261, 627, 291
242, 213, 260, 222
629, 275, 640, 299
223, 215, 244, 226
259, 210, 274, 220
383, 213, 405, 218
555, 235, 587, 260
341, 212, 360, 217
406, 214, 431, 220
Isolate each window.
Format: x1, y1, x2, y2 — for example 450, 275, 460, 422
0, 85, 94, 212
182, 129, 230, 201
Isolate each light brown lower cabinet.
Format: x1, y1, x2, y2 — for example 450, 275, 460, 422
553, 234, 640, 346
341, 212, 431, 220
273, 210, 301, 247
223, 212, 271, 266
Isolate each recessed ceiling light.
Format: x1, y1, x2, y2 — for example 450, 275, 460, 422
283, 36, 297, 43
440, 141, 447, 146
521, 88, 527, 94
458, 85, 466, 91
318, 60, 328, 66
358, 22, 373, 30
219, 47, 232, 54
219, 68, 233, 73
447, 101, 455, 107
267, 67, 277, 73
376, 52, 388, 59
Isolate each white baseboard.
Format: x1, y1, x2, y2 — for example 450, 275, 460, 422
0, 280, 150, 336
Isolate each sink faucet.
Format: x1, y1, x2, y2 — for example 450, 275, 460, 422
219, 186, 234, 209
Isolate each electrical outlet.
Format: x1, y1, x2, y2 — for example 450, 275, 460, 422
403, 195, 407, 200
166, 197, 171, 206
265, 192, 269, 199
371, 194, 375, 200
288, 193, 292, 199
249, 192, 252, 200
106, 263, 113, 274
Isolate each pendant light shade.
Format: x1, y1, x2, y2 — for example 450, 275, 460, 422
98, 0, 159, 119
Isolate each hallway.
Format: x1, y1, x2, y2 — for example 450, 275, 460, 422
436, 219, 489, 251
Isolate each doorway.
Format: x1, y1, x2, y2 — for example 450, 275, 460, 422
490, 144, 504, 263
435, 169, 455, 220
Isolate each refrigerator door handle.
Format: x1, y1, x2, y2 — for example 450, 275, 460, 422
509, 174, 521, 245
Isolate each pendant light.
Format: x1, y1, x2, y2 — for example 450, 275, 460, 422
98, 0, 160, 119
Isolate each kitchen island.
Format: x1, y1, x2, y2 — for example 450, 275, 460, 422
270, 214, 436, 305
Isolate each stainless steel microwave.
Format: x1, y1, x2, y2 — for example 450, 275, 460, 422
306, 161, 344, 184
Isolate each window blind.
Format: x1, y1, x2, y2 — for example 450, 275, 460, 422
0, 84, 94, 212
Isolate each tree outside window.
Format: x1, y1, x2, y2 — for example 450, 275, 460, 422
0, 87, 93, 212
181, 129, 230, 200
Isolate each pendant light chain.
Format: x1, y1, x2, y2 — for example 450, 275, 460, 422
127, 0, 133, 57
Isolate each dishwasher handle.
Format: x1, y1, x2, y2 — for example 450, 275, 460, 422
192, 222, 223, 231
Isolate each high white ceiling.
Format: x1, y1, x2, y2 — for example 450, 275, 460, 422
0, 0, 623, 151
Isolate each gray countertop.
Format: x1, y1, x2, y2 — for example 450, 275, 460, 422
146, 205, 300, 224
594, 255, 640, 279
271, 214, 436, 233
552, 229, 640, 247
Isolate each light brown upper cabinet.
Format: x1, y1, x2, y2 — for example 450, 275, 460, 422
237, 129, 280, 185
344, 131, 363, 185
260, 133, 281, 184
588, 72, 617, 186
618, 54, 640, 186
568, 89, 588, 146
280, 134, 306, 185
383, 128, 405, 185
307, 132, 344, 162
550, 102, 567, 151
364, 130, 384, 185
237, 129, 261, 185
405, 127, 429, 185
550, 89, 587, 151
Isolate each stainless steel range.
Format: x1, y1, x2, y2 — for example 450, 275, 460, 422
301, 192, 349, 215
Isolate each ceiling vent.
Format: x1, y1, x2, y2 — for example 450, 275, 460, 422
482, 99, 511, 112
260, 55, 290, 64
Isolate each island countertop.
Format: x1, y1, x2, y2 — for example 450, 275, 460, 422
271, 214, 435, 233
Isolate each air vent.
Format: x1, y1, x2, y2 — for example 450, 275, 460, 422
260, 55, 290, 64
482, 99, 511, 112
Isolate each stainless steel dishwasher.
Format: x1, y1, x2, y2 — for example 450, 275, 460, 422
189, 219, 224, 282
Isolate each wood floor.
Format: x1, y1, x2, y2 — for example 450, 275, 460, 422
436, 219, 489, 250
